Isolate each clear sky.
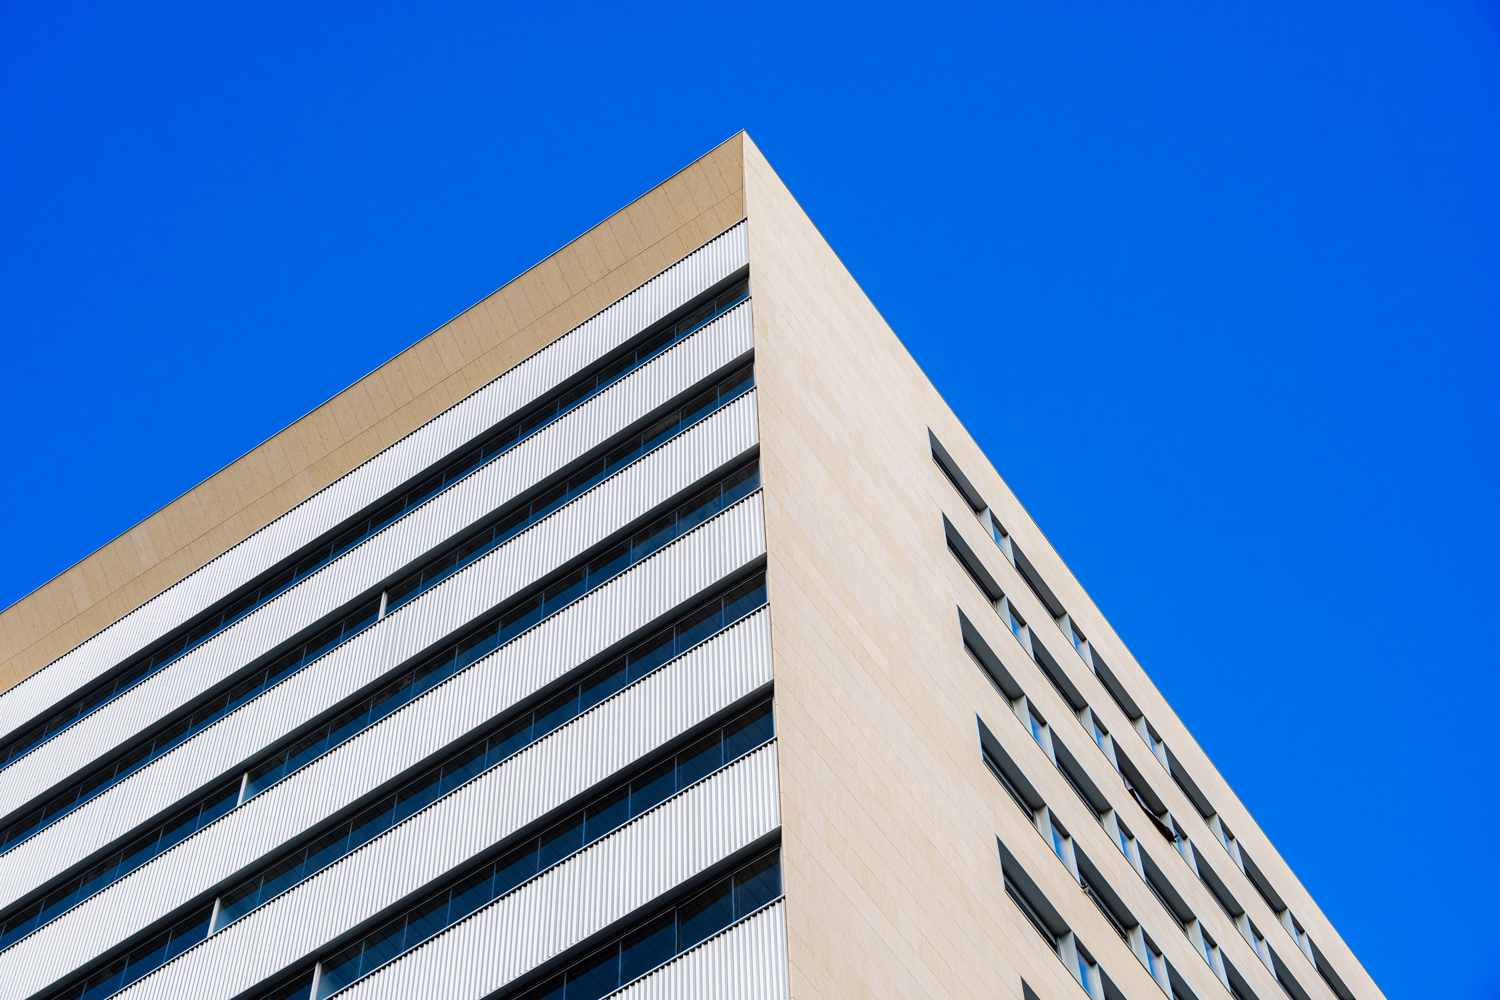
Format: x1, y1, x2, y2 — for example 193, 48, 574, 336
2, 2, 1497, 997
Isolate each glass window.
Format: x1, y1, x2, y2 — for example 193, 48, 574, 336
631, 513, 678, 562
544, 567, 588, 615
39, 880, 79, 924
394, 769, 442, 823
677, 877, 734, 950
515, 974, 564, 1000
722, 702, 774, 761
721, 574, 767, 624
1076, 952, 1093, 990
641, 414, 681, 453
317, 942, 365, 999
579, 659, 627, 711
80, 957, 126, 1000
676, 732, 723, 788
673, 599, 722, 652
303, 823, 351, 875
675, 486, 722, 533
450, 864, 496, 920
585, 785, 630, 844
441, 741, 488, 794
626, 629, 675, 681
348, 797, 396, 850
487, 715, 534, 764
533, 689, 580, 740
721, 464, 761, 506
630, 759, 676, 816
586, 542, 630, 588
493, 842, 538, 897
216, 874, 264, 927
164, 906, 212, 961
566, 943, 620, 1000
734, 852, 782, 915
537, 814, 583, 870
257, 850, 307, 902
1050, 821, 1067, 860
403, 891, 450, 951
360, 916, 408, 973
619, 912, 675, 984
678, 389, 720, 427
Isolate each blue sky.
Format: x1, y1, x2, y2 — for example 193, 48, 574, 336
2, 2, 1497, 996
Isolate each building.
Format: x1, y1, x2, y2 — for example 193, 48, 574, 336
0, 133, 1383, 1000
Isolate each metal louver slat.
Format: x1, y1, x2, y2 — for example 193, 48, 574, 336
0, 301, 753, 810
114, 742, 781, 1000
340, 741, 781, 1000
2, 608, 772, 992
0, 222, 748, 738
0, 440, 764, 910
610, 900, 789, 1000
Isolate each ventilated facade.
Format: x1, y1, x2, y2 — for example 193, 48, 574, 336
0, 134, 1383, 1000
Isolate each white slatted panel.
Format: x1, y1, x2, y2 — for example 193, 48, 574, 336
0, 610, 773, 997
0, 222, 748, 739
0, 457, 764, 909
610, 900, 789, 1000
119, 743, 780, 1000
0, 301, 753, 809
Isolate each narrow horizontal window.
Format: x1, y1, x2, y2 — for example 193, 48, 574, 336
0, 374, 756, 857
0, 278, 750, 775
5, 569, 767, 959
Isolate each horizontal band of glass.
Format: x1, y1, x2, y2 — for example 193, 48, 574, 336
0, 363, 754, 857
1, 279, 749, 772
2, 505, 762, 959
217, 583, 768, 936
49, 902, 216, 1000
312, 703, 774, 999
382, 364, 754, 615
508, 850, 782, 1000
43, 680, 770, 1000
0, 599, 379, 855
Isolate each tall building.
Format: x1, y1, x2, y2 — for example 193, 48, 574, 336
0, 134, 1382, 1000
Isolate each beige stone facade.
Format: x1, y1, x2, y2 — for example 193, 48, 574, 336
1, 134, 1381, 1000
738, 134, 1382, 1000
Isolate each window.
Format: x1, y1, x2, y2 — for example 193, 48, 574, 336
0, 278, 751, 779
506, 850, 781, 1000
1080, 873, 1129, 942
18, 578, 771, 989
990, 518, 1008, 550
1144, 939, 1164, 981
1028, 710, 1047, 747
308, 746, 776, 1000
1067, 620, 1089, 659
1077, 948, 1097, 994
983, 746, 1032, 816
1049, 819, 1068, 862
929, 431, 986, 513
1004, 871, 1057, 948
1114, 820, 1133, 859
1091, 716, 1109, 753
0, 373, 759, 859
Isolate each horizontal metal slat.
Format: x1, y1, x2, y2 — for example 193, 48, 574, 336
0, 608, 772, 993
118, 741, 781, 1000
0, 222, 748, 738
0, 309, 753, 821
611, 899, 789, 1000
337, 741, 781, 1000
0, 416, 762, 908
